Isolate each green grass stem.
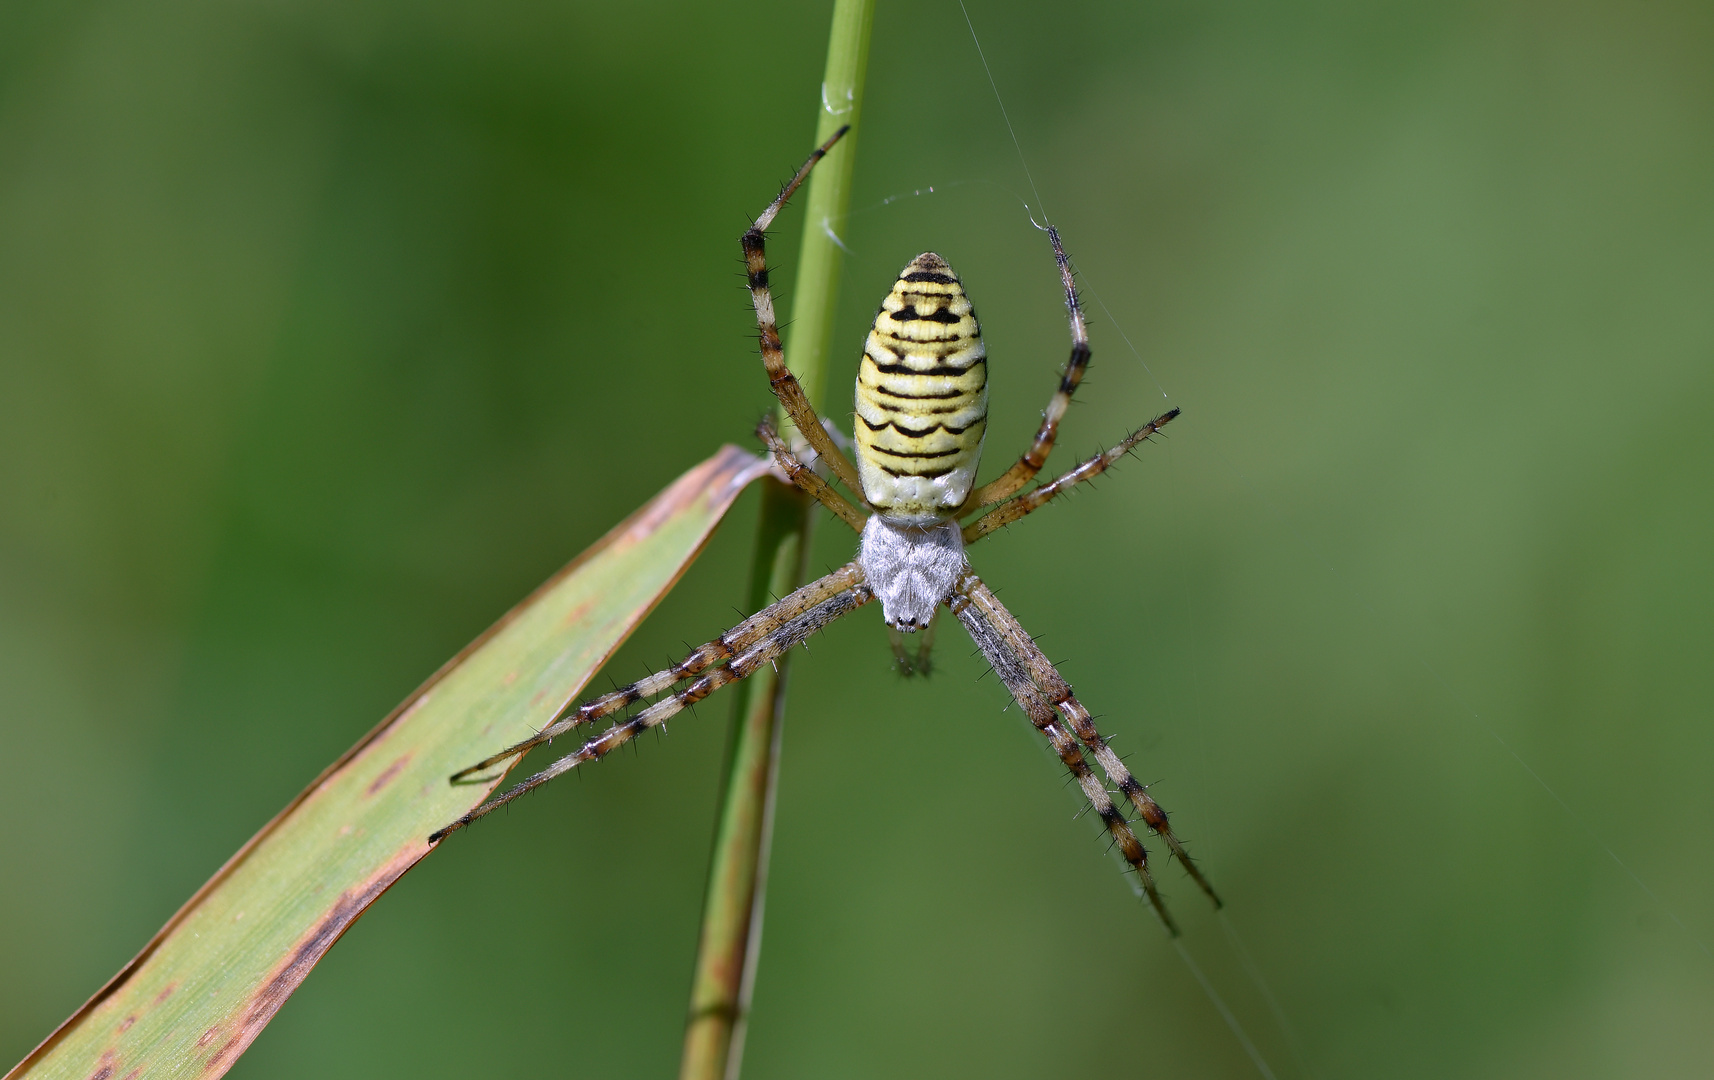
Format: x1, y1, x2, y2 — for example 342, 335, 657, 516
677, 3, 874, 1078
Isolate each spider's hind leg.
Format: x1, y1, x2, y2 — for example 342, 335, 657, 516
958, 225, 1093, 514
757, 416, 868, 534
742, 127, 864, 498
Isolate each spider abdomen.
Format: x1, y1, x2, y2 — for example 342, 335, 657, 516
854, 252, 988, 525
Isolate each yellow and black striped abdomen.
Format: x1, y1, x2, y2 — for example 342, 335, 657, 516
854, 253, 988, 525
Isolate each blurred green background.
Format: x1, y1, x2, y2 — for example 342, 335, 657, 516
3, 0, 1711, 1076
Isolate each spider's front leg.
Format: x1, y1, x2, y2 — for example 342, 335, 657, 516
430, 563, 872, 842
955, 572, 1220, 907
443, 561, 868, 785
949, 573, 1181, 933
949, 569, 1222, 930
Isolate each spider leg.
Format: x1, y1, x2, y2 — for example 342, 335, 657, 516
743, 127, 865, 496
953, 572, 1221, 908
958, 225, 1091, 514
888, 608, 939, 677
888, 628, 916, 674
447, 563, 868, 783
431, 570, 873, 842
915, 608, 939, 673
962, 408, 1180, 545
947, 571, 1182, 934
757, 416, 869, 534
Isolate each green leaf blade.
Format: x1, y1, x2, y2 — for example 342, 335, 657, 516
9, 445, 767, 1080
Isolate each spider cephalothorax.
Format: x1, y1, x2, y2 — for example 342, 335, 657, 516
431, 127, 1217, 933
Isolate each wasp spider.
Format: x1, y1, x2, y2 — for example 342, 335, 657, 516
430, 127, 1219, 932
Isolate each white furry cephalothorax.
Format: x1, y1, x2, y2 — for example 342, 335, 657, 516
856, 515, 967, 630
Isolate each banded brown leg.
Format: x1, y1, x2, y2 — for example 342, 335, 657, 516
948, 571, 1182, 933
962, 408, 1180, 544
444, 563, 868, 785
953, 572, 1221, 908
959, 225, 1092, 513
432, 569, 873, 842
757, 416, 868, 534
741, 127, 864, 496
